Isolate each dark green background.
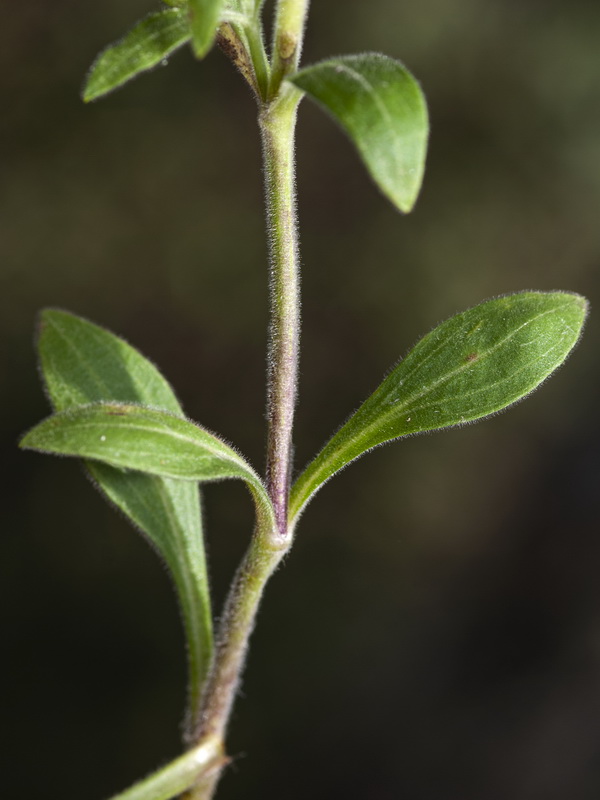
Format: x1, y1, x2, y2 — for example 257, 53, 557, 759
2, 1, 600, 798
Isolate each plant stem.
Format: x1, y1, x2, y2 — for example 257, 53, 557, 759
262, 84, 303, 537
262, 2, 310, 536
181, 85, 303, 798
182, 534, 288, 800
180, 5, 311, 798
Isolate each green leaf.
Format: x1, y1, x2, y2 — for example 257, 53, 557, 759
21, 402, 274, 524
22, 403, 254, 480
39, 310, 185, 414
189, 0, 227, 58
36, 309, 212, 726
91, 465, 211, 723
290, 53, 429, 213
290, 292, 588, 522
83, 9, 191, 102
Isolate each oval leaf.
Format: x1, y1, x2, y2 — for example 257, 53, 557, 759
37, 309, 212, 724
290, 53, 429, 213
83, 9, 191, 102
291, 292, 588, 522
189, 0, 227, 58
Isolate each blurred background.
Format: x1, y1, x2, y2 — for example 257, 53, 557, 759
2, 1, 600, 797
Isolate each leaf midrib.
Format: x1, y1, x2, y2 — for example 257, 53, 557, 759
53, 414, 245, 469
376, 303, 564, 427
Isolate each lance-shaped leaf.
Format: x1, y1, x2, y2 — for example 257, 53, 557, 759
20, 402, 274, 528
290, 292, 588, 522
36, 309, 212, 726
83, 9, 191, 102
189, 0, 227, 58
290, 53, 429, 213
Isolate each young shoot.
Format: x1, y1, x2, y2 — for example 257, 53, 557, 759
21, 2, 588, 799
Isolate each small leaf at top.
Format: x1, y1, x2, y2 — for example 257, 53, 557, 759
189, 0, 227, 58
290, 53, 429, 213
36, 309, 212, 725
290, 292, 588, 522
83, 9, 191, 102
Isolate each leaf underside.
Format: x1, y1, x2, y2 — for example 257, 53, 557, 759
291, 292, 588, 521
291, 53, 429, 213
83, 9, 191, 102
34, 309, 212, 721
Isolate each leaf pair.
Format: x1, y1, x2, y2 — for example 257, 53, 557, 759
84, 5, 429, 214
25, 292, 588, 552
23, 311, 275, 731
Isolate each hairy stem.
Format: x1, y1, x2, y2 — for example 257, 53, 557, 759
262, 84, 303, 536
181, 87, 302, 797
263, 1, 310, 534
182, 534, 288, 799
180, 5, 311, 798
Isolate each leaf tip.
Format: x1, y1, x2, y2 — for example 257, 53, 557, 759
572, 292, 590, 315
36, 306, 68, 345
190, 38, 213, 59
38, 307, 57, 326
555, 290, 590, 331
18, 425, 40, 452
188, 3, 219, 60
394, 192, 419, 215
81, 67, 107, 104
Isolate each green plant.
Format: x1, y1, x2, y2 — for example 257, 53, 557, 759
20, 2, 588, 799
